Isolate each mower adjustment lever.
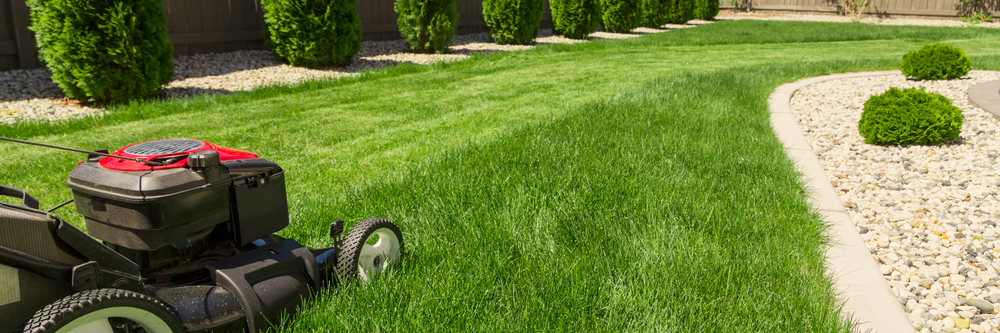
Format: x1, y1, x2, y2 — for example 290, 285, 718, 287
330, 219, 344, 239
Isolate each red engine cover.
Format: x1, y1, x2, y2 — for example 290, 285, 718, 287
99, 139, 258, 171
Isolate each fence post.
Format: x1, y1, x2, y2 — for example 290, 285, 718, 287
10, 0, 39, 69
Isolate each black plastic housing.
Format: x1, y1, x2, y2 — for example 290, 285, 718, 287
205, 238, 319, 332
67, 158, 289, 251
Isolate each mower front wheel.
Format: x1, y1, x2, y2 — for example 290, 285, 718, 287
336, 218, 404, 284
21, 288, 183, 333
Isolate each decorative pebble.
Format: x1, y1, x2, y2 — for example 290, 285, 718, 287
956, 317, 971, 329
966, 299, 996, 314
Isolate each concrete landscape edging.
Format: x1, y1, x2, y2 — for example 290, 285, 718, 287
769, 70, 917, 333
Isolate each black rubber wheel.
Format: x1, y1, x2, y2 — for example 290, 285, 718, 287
335, 218, 404, 284
20, 288, 183, 333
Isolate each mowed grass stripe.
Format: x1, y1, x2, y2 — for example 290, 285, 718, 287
283, 63, 874, 332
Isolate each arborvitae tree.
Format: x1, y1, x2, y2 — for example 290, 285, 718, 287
693, 0, 719, 20
665, 0, 694, 24
642, 0, 672, 28
484, 0, 545, 44
27, 0, 173, 103
262, 0, 362, 66
602, 0, 642, 33
551, 0, 602, 39
395, 0, 460, 53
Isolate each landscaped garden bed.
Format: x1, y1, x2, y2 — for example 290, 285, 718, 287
792, 71, 1000, 332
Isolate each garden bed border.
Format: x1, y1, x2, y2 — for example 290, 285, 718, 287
769, 70, 916, 333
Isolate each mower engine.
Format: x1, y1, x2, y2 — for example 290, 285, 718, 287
68, 139, 289, 284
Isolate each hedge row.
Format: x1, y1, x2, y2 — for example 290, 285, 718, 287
27, 0, 719, 102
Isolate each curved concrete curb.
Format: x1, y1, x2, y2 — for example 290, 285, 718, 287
969, 78, 1000, 119
769, 71, 916, 333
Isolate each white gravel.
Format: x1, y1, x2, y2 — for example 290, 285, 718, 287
791, 71, 1000, 333
0, 25, 698, 124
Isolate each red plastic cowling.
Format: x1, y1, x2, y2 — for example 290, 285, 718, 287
99, 139, 259, 171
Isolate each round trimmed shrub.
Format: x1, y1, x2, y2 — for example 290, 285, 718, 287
666, 0, 694, 24
900, 43, 971, 81
602, 0, 642, 33
396, 0, 459, 53
262, 0, 362, 66
858, 87, 964, 146
484, 0, 545, 44
551, 0, 602, 39
694, 0, 719, 20
27, 0, 173, 104
641, 0, 671, 28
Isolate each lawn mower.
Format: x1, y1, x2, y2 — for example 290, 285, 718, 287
0, 138, 404, 332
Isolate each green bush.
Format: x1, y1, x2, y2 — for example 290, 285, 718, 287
396, 0, 460, 53
27, 0, 173, 104
693, 0, 719, 20
666, 0, 694, 24
262, 0, 361, 66
858, 87, 964, 146
484, 0, 545, 44
900, 43, 972, 80
551, 0, 602, 39
602, 0, 642, 33
641, 0, 671, 28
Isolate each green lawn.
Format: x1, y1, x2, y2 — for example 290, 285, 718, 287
3, 20, 1000, 332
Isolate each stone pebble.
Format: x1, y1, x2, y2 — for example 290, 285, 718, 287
0, 25, 698, 124
790, 71, 1000, 333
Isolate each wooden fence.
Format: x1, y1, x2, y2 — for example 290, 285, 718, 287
0, 0, 550, 71
722, 0, 993, 18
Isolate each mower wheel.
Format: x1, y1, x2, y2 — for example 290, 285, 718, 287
336, 218, 404, 284
20, 288, 183, 333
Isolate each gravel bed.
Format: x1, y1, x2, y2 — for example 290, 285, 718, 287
0, 25, 698, 124
791, 71, 1000, 333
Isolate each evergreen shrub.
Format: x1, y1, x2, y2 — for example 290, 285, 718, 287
641, 0, 671, 28
900, 43, 972, 81
551, 0, 602, 39
484, 0, 545, 44
858, 87, 964, 146
693, 0, 719, 20
27, 0, 173, 103
262, 0, 362, 66
665, 0, 693, 24
396, 0, 460, 53
602, 0, 642, 33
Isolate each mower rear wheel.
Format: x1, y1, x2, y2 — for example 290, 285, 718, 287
336, 218, 404, 284
20, 288, 183, 333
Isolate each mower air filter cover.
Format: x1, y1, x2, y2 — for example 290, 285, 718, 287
100, 139, 258, 171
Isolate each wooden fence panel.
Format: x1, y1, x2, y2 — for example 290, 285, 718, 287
0, 0, 16, 71
0, 0, 36, 71
721, 0, 964, 17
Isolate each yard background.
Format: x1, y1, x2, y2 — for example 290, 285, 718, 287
0, 0, 552, 71
0, 0, 993, 71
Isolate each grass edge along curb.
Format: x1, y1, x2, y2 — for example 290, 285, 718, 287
769, 70, 916, 333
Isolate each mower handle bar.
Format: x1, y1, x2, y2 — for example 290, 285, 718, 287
0, 137, 165, 166
0, 185, 39, 210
